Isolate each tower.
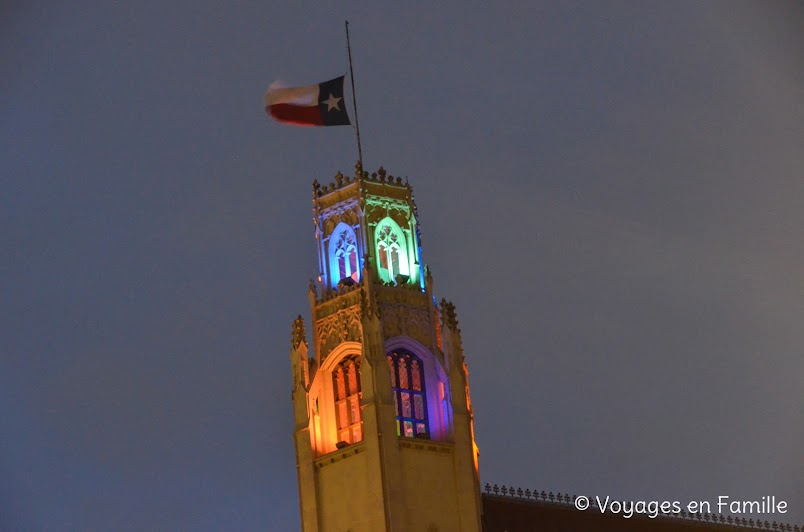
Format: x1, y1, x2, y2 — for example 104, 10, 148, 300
289, 163, 482, 532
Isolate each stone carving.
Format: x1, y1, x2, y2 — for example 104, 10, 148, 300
316, 305, 363, 359
380, 303, 431, 348
320, 198, 360, 235
315, 286, 362, 315
363, 197, 411, 222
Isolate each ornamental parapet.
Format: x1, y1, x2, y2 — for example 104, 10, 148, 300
375, 283, 429, 306
314, 278, 363, 307
313, 163, 412, 204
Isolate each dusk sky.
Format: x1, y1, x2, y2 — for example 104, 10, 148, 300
2, 1, 803, 530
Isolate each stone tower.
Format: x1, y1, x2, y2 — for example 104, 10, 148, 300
290, 163, 482, 532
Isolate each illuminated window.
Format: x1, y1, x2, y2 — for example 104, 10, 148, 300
329, 224, 359, 287
375, 219, 408, 283
387, 350, 428, 438
333, 357, 362, 444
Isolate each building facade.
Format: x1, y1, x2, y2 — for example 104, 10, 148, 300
289, 163, 482, 532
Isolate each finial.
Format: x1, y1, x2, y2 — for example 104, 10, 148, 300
308, 278, 318, 298
335, 171, 344, 187
439, 298, 458, 330
291, 315, 306, 349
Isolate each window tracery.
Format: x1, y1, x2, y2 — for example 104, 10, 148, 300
329, 224, 359, 287
333, 357, 362, 444
387, 349, 428, 438
375, 219, 408, 283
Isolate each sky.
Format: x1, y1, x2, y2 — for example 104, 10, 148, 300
2, 1, 803, 530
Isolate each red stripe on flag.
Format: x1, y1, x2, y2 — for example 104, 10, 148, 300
267, 104, 324, 126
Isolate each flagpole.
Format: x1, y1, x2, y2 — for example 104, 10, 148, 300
345, 20, 363, 167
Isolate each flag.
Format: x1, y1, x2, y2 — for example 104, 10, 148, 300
265, 76, 351, 127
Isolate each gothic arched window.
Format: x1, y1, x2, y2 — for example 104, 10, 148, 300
333, 357, 362, 444
375, 218, 408, 284
387, 349, 428, 438
329, 223, 359, 287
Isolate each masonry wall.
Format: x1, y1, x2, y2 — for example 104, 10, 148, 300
315, 444, 386, 532
398, 440, 476, 532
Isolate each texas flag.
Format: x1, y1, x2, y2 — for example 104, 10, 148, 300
264, 76, 351, 127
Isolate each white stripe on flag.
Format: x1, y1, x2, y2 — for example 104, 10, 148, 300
265, 83, 320, 106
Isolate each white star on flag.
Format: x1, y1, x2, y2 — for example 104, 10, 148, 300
322, 93, 342, 112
